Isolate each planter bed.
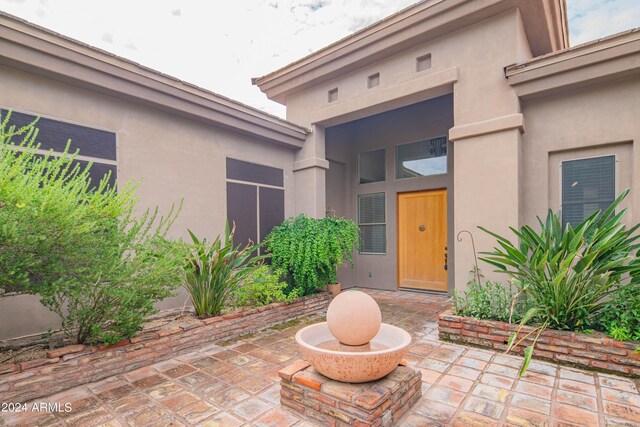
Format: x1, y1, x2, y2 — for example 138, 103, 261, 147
0, 292, 331, 403
438, 310, 640, 377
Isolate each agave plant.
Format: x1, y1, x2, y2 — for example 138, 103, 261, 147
183, 222, 264, 318
480, 189, 640, 375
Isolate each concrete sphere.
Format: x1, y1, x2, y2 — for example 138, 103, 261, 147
326, 290, 382, 346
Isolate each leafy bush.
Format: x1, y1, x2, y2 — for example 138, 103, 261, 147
233, 266, 299, 307
0, 112, 186, 344
265, 215, 359, 296
183, 224, 263, 318
597, 283, 640, 341
50, 224, 185, 345
452, 269, 528, 323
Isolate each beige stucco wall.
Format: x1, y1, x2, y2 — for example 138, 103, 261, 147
0, 64, 297, 341
284, 10, 527, 127
521, 76, 640, 228
285, 10, 534, 292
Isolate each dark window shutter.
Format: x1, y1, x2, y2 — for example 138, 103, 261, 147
2, 109, 117, 161
259, 187, 284, 243
225, 159, 285, 252
226, 158, 283, 187
227, 182, 258, 246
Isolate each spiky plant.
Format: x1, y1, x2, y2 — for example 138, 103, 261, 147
183, 223, 264, 317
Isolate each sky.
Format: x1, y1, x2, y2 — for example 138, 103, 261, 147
0, 0, 638, 118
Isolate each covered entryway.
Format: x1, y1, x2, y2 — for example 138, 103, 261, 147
253, 0, 569, 295
323, 96, 454, 292
398, 189, 448, 291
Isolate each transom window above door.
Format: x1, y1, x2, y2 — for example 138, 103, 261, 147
358, 149, 386, 184
396, 136, 447, 179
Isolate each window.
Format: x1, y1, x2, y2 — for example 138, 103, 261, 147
358, 149, 385, 184
2, 108, 117, 189
561, 155, 615, 228
396, 136, 447, 179
358, 193, 386, 254
226, 158, 284, 253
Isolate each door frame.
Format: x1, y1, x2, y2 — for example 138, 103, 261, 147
396, 188, 448, 292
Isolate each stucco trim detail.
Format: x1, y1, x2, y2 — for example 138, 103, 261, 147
293, 157, 330, 172
448, 113, 524, 141
254, 0, 567, 103
506, 29, 640, 99
311, 67, 458, 127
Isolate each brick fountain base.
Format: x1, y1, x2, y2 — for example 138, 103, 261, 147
279, 360, 422, 426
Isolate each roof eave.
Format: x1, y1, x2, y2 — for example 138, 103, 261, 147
0, 12, 309, 149
506, 28, 640, 99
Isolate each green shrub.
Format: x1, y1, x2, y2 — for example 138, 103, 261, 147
597, 283, 640, 341
480, 190, 640, 331
452, 270, 527, 323
233, 266, 299, 307
479, 190, 640, 374
54, 225, 186, 345
265, 215, 359, 296
183, 224, 263, 318
0, 112, 186, 345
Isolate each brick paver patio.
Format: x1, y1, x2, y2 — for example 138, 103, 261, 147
1, 289, 639, 426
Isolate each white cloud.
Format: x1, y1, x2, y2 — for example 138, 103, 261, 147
567, 0, 640, 45
0, 0, 422, 116
0, 1, 638, 117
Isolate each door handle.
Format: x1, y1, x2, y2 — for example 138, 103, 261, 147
444, 246, 448, 271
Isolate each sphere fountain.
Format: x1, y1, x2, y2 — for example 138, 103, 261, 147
295, 290, 412, 383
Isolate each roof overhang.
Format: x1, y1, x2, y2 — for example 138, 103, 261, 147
253, 0, 567, 104
506, 29, 640, 100
0, 12, 309, 149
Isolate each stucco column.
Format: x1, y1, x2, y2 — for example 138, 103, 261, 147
293, 125, 329, 218
451, 123, 523, 292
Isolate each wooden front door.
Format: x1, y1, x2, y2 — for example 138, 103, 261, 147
397, 189, 448, 291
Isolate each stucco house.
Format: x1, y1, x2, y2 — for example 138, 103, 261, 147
1, 0, 639, 340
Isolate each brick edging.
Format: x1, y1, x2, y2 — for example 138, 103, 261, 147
278, 360, 422, 426
0, 292, 332, 403
438, 310, 640, 377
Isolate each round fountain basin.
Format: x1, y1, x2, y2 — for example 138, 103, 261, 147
295, 322, 411, 383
